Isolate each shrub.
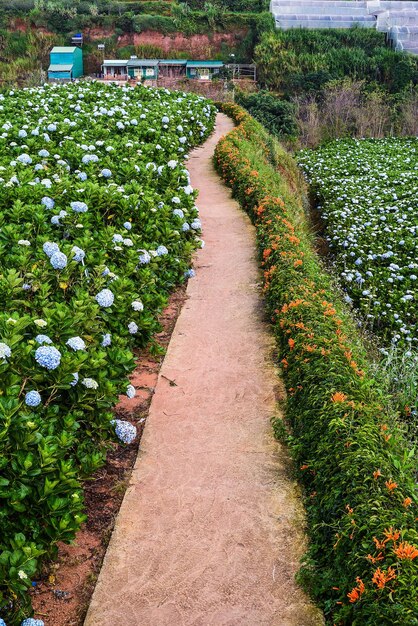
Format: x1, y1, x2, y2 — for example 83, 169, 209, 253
236, 90, 297, 139
214, 104, 418, 625
0, 82, 215, 624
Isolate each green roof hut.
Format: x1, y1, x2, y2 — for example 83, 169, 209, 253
48, 46, 83, 80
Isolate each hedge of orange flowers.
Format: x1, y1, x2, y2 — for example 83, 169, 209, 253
214, 103, 418, 625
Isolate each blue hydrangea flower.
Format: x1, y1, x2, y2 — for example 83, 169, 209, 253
101, 267, 110, 277
112, 419, 137, 444
21, 619, 44, 626
35, 334, 52, 345
81, 154, 98, 164
17, 153, 32, 165
182, 222, 190, 232
123, 222, 132, 231
0, 618, 6, 626
50, 216, 61, 226
162, 116, 170, 124
138, 251, 151, 265
82, 377, 98, 390
77, 172, 87, 181
38, 149, 50, 158
95, 289, 114, 308
126, 384, 136, 399
173, 208, 184, 219
184, 269, 195, 279
70, 372, 79, 387
128, 322, 138, 334
71, 246, 85, 262
25, 390, 41, 407
101, 169, 112, 178
171, 196, 181, 204
156, 245, 168, 256
41, 196, 54, 210
22, 283, 31, 291
191, 219, 201, 230
18, 129, 27, 138
0, 342, 11, 360
43, 241, 59, 257
131, 300, 144, 312
66, 337, 86, 351
101, 333, 111, 347
35, 346, 61, 370
70, 201, 88, 213
112, 234, 123, 243
50, 251, 67, 270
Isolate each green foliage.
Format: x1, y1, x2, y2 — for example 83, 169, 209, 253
255, 28, 418, 95
214, 104, 418, 625
236, 90, 297, 139
181, 0, 269, 11
0, 82, 215, 623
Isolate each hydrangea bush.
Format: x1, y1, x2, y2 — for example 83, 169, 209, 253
297, 138, 418, 352
0, 81, 215, 623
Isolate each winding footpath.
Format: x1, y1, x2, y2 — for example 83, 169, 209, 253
84, 114, 323, 626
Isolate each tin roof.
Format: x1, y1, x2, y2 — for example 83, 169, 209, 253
186, 60, 224, 68
103, 60, 128, 66
48, 64, 73, 72
127, 59, 159, 67
158, 59, 188, 65
51, 47, 77, 53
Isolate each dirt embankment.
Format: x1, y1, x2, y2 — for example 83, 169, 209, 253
9, 18, 248, 59
87, 28, 248, 58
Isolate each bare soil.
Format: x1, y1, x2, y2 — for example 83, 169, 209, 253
30, 285, 188, 626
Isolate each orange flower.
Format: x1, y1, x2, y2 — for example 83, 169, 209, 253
281, 358, 289, 369
394, 542, 418, 561
300, 464, 309, 471
366, 552, 384, 564
383, 527, 400, 543
372, 567, 396, 589
373, 537, 388, 551
294, 259, 303, 267
385, 480, 398, 492
288, 338, 295, 350
403, 497, 412, 508
331, 392, 347, 403
373, 469, 382, 480
347, 577, 365, 603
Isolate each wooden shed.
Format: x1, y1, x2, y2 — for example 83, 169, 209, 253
186, 60, 224, 80
48, 46, 83, 80
158, 60, 187, 79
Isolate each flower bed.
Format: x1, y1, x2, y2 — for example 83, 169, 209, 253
0, 81, 215, 624
297, 138, 418, 351
214, 104, 418, 625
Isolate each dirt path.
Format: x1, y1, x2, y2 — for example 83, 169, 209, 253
84, 114, 323, 626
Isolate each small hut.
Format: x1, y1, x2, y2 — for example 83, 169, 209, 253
48, 46, 83, 80
186, 60, 223, 80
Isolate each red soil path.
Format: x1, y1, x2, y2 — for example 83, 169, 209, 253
84, 114, 324, 626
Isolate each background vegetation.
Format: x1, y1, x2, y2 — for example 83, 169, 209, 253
229, 29, 418, 146
0, 0, 272, 85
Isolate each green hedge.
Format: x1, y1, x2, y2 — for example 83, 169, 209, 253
214, 104, 418, 625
